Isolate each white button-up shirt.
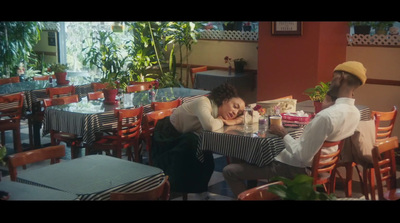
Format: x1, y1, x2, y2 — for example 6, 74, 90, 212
274, 97, 360, 168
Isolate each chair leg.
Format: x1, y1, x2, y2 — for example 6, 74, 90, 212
182, 193, 188, 201
13, 127, 22, 153
344, 162, 354, 197
368, 168, 376, 200
28, 117, 34, 149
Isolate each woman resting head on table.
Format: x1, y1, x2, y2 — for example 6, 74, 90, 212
169, 82, 246, 133
151, 83, 245, 195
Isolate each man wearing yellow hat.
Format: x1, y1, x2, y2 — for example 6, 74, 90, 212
223, 61, 367, 197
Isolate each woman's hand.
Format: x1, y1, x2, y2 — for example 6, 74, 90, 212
219, 115, 243, 126
268, 124, 288, 138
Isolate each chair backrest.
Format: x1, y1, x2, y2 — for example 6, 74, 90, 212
0, 77, 20, 85
190, 66, 207, 87
311, 140, 344, 194
371, 106, 397, 143
0, 93, 24, 120
87, 91, 104, 101
115, 106, 144, 143
144, 109, 174, 133
129, 80, 159, 89
151, 98, 182, 111
51, 94, 79, 106
33, 75, 55, 81
126, 83, 153, 93
7, 145, 66, 181
237, 181, 283, 200
91, 82, 111, 92
372, 136, 399, 200
110, 175, 170, 200
46, 85, 76, 98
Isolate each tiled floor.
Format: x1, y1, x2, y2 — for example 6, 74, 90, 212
0, 119, 388, 200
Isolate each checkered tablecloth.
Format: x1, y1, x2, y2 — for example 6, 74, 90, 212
42, 88, 209, 145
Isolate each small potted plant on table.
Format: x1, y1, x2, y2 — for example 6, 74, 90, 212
48, 63, 69, 85
304, 81, 330, 113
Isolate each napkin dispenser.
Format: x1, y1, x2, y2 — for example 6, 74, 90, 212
256, 98, 297, 116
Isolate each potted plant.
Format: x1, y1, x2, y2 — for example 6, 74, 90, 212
48, 63, 68, 85
304, 81, 330, 113
233, 58, 247, 74
349, 21, 373, 35
82, 30, 127, 104
372, 21, 395, 35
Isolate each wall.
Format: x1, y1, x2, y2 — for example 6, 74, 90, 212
33, 30, 58, 65
346, 46, 400, 138
257, 22, 348, 102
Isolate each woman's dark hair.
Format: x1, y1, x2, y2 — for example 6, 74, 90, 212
208, 83, 239, 107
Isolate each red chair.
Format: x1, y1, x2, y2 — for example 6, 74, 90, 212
86, 107, 144, 161
47, 95, 83, 159
110, 175, 170, 200
237, 181, 283, 200
311, 140, 344, 194
141, 109, 174, 165
0, 77, 20, 85
0, 93, 24, 153
151, 98, 182, 111
129, 80, 159, 89
190, 66, 207, 88
46, 85, 76, 98
7, 145, 66, 181
372, 136, 400, 200
91, 82, 110, 92
87, 91, 104, 101
126, 83, 153, 93
372, 106, 397, 143
33, 75, 55, 81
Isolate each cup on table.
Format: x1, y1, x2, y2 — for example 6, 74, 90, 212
244, 107, 254, 132
269, 115, 282, 127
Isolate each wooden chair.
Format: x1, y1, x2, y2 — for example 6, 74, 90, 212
87, 91, 104, 101
0, 77, 20, 85
237, 181, 283, 200
371, 106, 397, 143
33, 75, 55, 81
91, 82, 114, 92
151, 98, 182, 111
141, 109, 174, 165
110, 175, 170, 200
126, 83, 153, 93
129, 80, 159, 89
0, 93, 24, 154
371, 136, 400, 200
46, 85, 76, 98
7, 145, 66, 181
47, 95, 83, 159
190, 66, 207, 88
311, 140, 344, 194
86, 107, 144, 161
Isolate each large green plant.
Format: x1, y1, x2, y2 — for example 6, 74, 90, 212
82, 30, 127, 89
0, 22, 43, 76
164, 22, 202, 87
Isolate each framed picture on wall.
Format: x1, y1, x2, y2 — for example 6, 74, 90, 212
271, 22, 303, 35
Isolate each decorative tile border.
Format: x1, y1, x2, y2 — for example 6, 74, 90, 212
199, 30, 258, 42
347, 34, 400, 47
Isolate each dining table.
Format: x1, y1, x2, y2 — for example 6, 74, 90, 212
14, 154, 165, 200
196, 100, 372, 168
42, 87, 210, 146
0, 180, 78, 200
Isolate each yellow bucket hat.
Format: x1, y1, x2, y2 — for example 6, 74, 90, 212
333, 61, 367, 85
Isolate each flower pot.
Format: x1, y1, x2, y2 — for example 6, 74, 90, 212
314, 101, 323, 114
354, 25, 371, 35
234, 61, 245, 74
55, 72, 68, 85
103, 88, 119, 105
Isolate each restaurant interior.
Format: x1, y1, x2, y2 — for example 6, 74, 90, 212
0, 21, 399, 201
